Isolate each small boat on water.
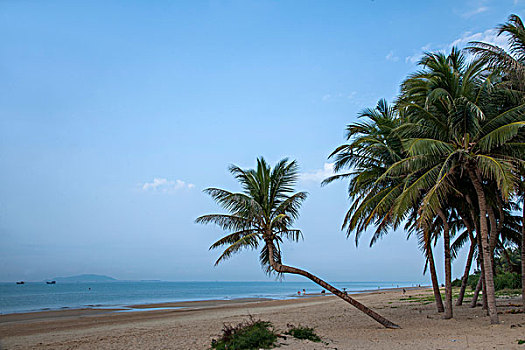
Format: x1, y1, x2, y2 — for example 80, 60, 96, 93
46, 281, 56, 284
16, 281, 25, 285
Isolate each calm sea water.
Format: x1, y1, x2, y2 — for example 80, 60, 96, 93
0, 281, 418, 314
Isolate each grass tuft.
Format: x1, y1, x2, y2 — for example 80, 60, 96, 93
210, 316, 277, 350
285, 324, 322, 342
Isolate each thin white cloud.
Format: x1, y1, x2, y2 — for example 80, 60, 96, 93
300, 163, 334, 184
386, 50, 399, 62
462, 6, 488, 18
405, 44, 431, 64
405, 53, 419, 64
405, 28, 510, 66
449, 29, 509, 51
141, 178, 195, 193
321, 91, 363, 105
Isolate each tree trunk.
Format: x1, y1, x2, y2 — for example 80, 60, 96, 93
481, 245, 488, 310
437, 209, 452, 319
425, 230, 445, 313
522, 197, 525, 312
465, 194, 486, 309
468, 168, 499, 324
471, 272, 483, 307
265, 239, 400, 329
456, 227, 476, 306
487, 205, 500, 274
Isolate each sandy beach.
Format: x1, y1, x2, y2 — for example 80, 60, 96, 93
1, 287, 524, 349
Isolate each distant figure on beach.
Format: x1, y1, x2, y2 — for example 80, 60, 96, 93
403, 288, 406, 294
302, 289, 306, 295
321, 290, 325, 295
297, 290, 301, 295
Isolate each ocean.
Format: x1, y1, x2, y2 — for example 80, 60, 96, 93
0, 281, 419, 314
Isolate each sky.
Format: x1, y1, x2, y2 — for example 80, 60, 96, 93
1, 0, 523, 283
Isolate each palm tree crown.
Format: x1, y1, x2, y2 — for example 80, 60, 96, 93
196, 157, 307, 273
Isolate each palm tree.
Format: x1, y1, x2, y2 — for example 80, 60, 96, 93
406, 215, 445, 313
451, 211, 477, 306
323, 99, 404, 246
391, 47, 525, 323
196, 157, 400, 329
468, 14, 525, 95
468, 13, 525, 312
324, 100, 446, 313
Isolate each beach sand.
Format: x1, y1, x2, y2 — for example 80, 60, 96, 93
1, 288, 524, 349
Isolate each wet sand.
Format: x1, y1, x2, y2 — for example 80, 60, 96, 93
1, 288, 524, 349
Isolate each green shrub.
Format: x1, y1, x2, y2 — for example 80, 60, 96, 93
210, 317, 277, 350
451, 278, 462, 287
468, 273, 481, 291
494, 272, 521, 290
465, 271, 521, 292
285, 324, 322, 342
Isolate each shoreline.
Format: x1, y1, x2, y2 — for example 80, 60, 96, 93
2, 287, 524, 349
0, 286, 425, 319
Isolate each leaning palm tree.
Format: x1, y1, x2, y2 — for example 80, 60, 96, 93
196, 157, 400, 329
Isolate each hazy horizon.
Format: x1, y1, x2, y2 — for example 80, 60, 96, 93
1, 1, 522, 283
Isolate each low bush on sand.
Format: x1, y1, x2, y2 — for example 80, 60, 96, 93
285, 324, 322, 342
210, 317, 277, 350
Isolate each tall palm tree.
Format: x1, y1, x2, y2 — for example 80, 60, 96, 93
391, 47, 525, 323
323, 99, 404, 246
324, 100, 446, 313
196, 157, 400, 329
405, 214, 445, 313
468, 13, 525, 312
451, 210, 477, 306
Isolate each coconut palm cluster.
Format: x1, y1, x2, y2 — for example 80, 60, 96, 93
326, 14, 525, 324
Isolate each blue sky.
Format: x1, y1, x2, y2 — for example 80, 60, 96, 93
1, 0, 523, 282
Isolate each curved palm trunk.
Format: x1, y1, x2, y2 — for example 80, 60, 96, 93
470, 271, 483, 307
437, 209, 452, 319
468, 168, 499, 324
466, 199, 485, 309
265, 240, 400, 329
425, 230, 444, 312
456, 227, 476, 306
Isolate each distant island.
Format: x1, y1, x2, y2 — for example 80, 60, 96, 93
51, 274, 117, 283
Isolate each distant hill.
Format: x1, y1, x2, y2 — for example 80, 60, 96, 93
52, 274, 117, 283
